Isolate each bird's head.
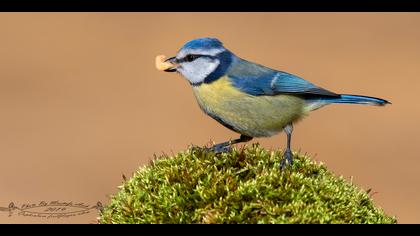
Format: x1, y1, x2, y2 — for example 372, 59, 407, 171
164, 38, 234, 85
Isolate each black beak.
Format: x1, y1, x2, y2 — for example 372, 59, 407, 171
164, 56, 178, 72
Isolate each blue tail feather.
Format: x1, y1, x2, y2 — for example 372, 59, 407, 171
319, 94, 391, 106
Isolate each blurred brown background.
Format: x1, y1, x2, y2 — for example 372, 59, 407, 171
0, 13, 418, 223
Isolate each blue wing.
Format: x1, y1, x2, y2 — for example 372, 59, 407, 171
227, 58, 339, 98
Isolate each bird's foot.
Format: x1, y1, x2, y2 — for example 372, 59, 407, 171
280, 149, 293, 170
208, 144, 232, 154
189, 143, 232, 155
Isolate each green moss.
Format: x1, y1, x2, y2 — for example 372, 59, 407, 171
99, 144, 396, 224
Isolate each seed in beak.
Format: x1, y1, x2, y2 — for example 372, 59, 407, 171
155, 55, 176, 71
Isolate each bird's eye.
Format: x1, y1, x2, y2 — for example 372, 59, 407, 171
184, 54, 200, 62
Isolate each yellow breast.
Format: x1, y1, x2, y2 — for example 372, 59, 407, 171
192, 76, 306, 137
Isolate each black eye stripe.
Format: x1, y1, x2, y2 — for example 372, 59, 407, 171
181, 54, 215, 63
183, 54, 199, 62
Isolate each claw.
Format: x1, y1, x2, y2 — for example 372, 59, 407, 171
190, 144, 204, 152
209, 144, 232, 154
280, 149, 293, 170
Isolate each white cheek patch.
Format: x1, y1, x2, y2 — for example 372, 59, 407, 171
179, 58, 220, 84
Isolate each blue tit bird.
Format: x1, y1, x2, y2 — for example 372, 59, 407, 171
162, 37, 390, 168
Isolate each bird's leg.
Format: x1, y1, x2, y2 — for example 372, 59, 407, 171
209, 135, 253, 153
280, 124, 294, 169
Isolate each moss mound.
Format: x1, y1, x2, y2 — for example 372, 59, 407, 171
99, 144, 396, 224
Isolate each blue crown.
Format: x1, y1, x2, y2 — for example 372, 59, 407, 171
181, 38, 224, 50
